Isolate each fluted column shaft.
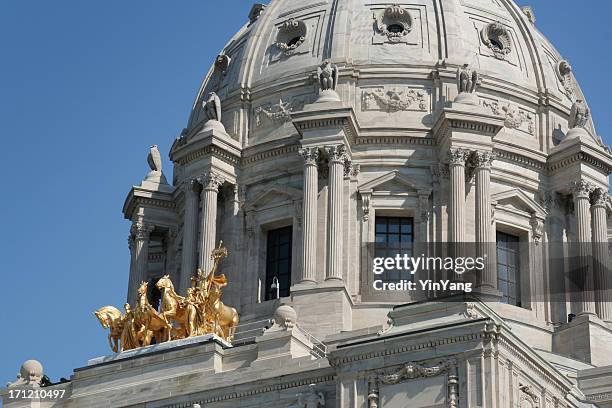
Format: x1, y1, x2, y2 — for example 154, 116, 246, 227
299, 147, 320, 283
326, 144, 347, 281
129, 221, 154, 303
474, 151, 496, 290
448, 149, 468, 243
179, 179, 200, 293
591, 188, 612, 321
572, 180, 596, 315
198, 172, 224, 274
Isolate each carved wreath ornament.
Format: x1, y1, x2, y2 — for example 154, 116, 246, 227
275, 19, 307, 55
375, 4, 413, 42
481, 22, 512, 59
368, 360, 460, 408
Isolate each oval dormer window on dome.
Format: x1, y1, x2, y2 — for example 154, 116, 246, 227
275, 19, 307, 55
376, 4, 413, 43
481, 22, 512, 60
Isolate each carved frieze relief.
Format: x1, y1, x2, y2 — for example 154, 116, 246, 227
482, 99, 535, 135
361, 87, 430, 113
254, 97, 308, 127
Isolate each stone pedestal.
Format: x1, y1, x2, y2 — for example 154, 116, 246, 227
552, 313, 612, 366
252, 329, 314, 367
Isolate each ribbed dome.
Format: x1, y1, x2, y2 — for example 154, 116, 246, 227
184, 0, 602, 152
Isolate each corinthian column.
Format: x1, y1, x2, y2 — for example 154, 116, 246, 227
197, 172, 224, 274
325, 144, 347, 281
179, 179, 200, 293
129, 221, 154, 303
473, 151, 496, 291
299, 147, 320, 283
591, 188, 612, 321
571, 180, 596, 315
448, 149, 468, 243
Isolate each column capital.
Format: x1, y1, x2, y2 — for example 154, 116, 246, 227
181, 178, 200, 195
197, 171, 225, 192
470, 151, 496, 169
325, 144, 348, 165
298, 146, 321, 165
131, 221, 154, 241
447, 148, 469, 166
591, 187, 609, 208
570, 179, 595, 199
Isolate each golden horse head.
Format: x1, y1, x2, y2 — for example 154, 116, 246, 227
156, 275, 175, 291
94, 306, 123, 329
137, 281, 148, 296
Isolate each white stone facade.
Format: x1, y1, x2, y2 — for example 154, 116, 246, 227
4, 0, 612, 407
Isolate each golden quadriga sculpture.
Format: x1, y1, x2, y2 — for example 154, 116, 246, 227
95, 244, 239, 353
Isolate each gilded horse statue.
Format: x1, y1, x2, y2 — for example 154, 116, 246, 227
200, 245, 239, 341
156, 275, 200, 339
132, 281, 170, 346
95, 243, 240, 352
94, 305, 124, 352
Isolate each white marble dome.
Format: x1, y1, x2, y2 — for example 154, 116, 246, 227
184, 0, 600, 150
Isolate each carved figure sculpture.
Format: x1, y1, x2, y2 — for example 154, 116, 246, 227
454, 65, 480, 105
203, 91, 222, 122
569, 100, 589, 129
457, 65, 479, 94
147, 144, 162, 172
318, 60, 338, 91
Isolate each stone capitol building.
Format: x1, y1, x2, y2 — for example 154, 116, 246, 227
5, 0, 612, 407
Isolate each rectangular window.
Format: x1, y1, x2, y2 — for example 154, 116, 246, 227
375, 216, 414, 282
496, 231, 521, 306
265, 226, 293, 300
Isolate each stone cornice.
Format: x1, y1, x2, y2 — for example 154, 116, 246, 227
493, 148, 546, 171
170, 131, 242, 167
291, 104, 358, 147
123, 187, 176, 220
548, 136, 612, 175
164, 373, 336, 408
242, 144, 300, 165
548, 151, 612, 175
355, 135, 435, 146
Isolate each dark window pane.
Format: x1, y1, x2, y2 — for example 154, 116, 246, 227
374, 216, 414, 282
496, 231, 521, 307
265, 226, 293, 300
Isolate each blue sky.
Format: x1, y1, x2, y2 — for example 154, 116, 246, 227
0, 0, 610, 386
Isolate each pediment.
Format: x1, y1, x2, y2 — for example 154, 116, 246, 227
246, 185, 301, 211
491, 189, 547, 219
359, 171, 430, 195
